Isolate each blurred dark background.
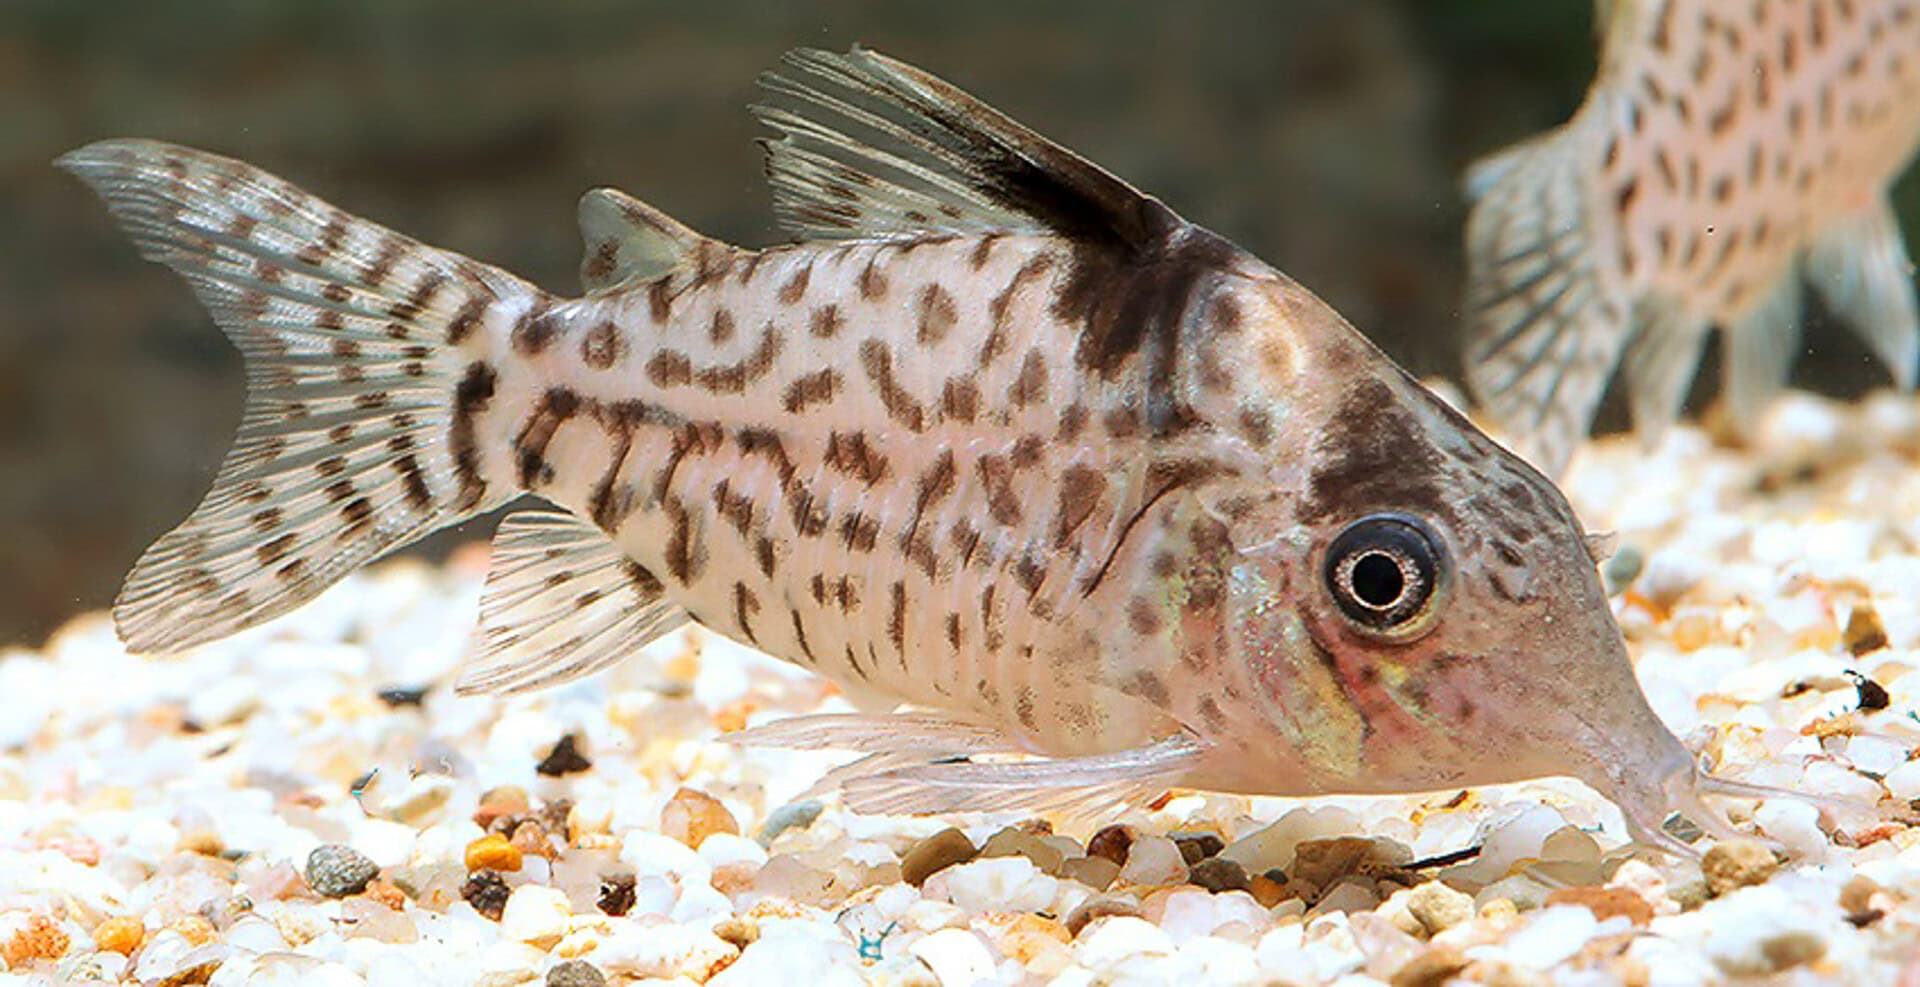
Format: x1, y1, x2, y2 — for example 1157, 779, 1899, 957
3, 0, 1916, 645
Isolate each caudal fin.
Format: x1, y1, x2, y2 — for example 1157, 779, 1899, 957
59, 139, 535, 653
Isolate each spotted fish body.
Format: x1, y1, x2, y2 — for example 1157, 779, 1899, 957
1466, 0, 1920, 476
66, 48, 1796, 853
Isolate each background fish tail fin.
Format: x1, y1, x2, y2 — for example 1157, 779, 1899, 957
1721, 273, 1803, 430
59, 139, 533, 654
1461, 118, 1630, 476
1807, 199, 1919, 390
1620, 301, 1709, 450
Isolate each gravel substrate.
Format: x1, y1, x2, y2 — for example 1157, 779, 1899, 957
7, 389, 1920, 985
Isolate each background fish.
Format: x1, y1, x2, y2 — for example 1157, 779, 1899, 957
65, 47, 1798, 855
1464, 0, 1920, 475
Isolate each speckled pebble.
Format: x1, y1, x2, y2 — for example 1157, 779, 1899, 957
305, 844, 379, 898
545, 959, 607, 987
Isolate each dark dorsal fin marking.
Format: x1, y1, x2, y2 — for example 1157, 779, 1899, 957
756, 47, 1241, 410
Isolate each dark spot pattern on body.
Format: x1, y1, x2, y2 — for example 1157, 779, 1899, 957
1301, 378, 1449, 525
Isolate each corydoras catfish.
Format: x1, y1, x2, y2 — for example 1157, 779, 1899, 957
1465, 0, 1920, 476
63, 47, 1795, 855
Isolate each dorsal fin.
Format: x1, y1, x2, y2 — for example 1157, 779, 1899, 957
455, 510, 687, 695
753, 46, 1182, 247
577, 188, 709, 292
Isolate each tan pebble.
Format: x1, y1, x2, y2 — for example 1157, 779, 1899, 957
980, 827, 1066, 876
1478, 897, 1519, 926
363, 877, 408, 910
1405, 881, 1474, 936
154, 961, 222, 987
2, 914, 70, 966
900, 827, 978, 886
1701, 839, 1777, 896
1289, 837, 1409, 897
1669, 611, 1718, 651
52, 837, 101, 866
1389, 944, 1468, 987
659, 787, 739, 849
510, 819, 559, 860
93, 916, 145, 956
713, 916, 759, 949
1064, 896, 1143, 937
466, 833, 524, 873
177, 829, 224, 857
1544, 886, 1653, 926
999, 913, 1072, 964
1058, 855, 1120, 891
711, 860, 761, 897
474, 786, 531, 829
1840, 874, 1882, 915
1085, 824, 1135, 867
1249, 874, 1291, 909
172, 915, 216, 946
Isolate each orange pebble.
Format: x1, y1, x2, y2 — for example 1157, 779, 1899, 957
363, 877, 408, 910
659, 787, 739, 849
93, 917, 145, 955
1249, 874, 1290, 909
465, 833, 523, 873
3, 915, 70, 966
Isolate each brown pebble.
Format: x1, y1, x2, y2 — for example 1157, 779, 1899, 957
713, 916, 759, 949
1845, 603, 1890, 656
462, 869, 511, 920
1188, 856, 1251, 894
539, 798, 574, 841
1086, 824, 1136, 867
1059, 855, 1121, 891
536, 733, 594, 776
598, 872, 637, 916
1545, 886, 1654, 926
1390, 944, 1469, 987
1290, 837, 1410, 897
1701, 839, 1779, 896
1064, 896, 1144, 936
1170, 831, 1224, 864
901, 827, 978, 886
980, 827, 1066, 876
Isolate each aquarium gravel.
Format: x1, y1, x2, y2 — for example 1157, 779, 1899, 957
6, 389, 1920, 985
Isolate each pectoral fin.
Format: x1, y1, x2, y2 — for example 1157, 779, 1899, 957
838, 733, 1206, 817
1807, 199, 1919, 389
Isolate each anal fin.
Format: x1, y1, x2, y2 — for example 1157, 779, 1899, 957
455, 510, 686, 695
1807, 199, 1919, 390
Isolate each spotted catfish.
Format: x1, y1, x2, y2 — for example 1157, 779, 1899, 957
65, 48, 1795, 855
1465, 0, 1920, 476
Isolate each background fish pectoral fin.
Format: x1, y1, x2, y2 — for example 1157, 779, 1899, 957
1620, 301, 1709, 447
836, 733, 1206, 816
1807, 199, 1919, 390
1720, 273, 1804, 431
577, 187, 715, 292
1461, 112, 1629, 477
456, 509, 687, 695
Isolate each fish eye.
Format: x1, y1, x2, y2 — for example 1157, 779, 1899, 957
1323, 514, 1447, 639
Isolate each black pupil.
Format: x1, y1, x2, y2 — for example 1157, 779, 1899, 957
1351, 552, 1404, 608
1323, 514, 1443, 633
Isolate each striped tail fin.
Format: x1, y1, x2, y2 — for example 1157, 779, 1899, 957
59, 139, 538, 653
